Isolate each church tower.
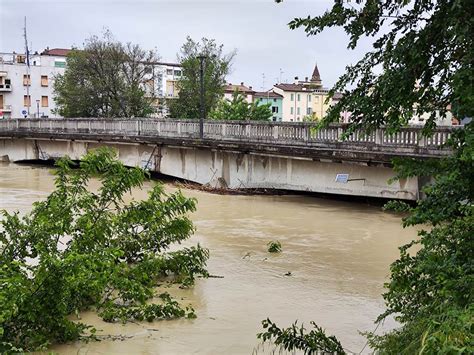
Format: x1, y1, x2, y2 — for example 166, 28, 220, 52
310, 63, 322, 88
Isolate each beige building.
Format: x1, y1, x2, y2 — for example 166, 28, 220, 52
273, 64, 331, 122
224, 82, 255, 103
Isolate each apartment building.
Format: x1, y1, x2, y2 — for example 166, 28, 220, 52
0, 48, 69, 119
146, 62, 183, 117
253, 91, 283, 121
224, 82, 255, 103
272, 64, 332, 122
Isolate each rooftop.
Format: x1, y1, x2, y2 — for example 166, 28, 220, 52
224, 82, 255, 94
254, 91, 283, 99
274, 83, 330, 93
41, 48, 72, 57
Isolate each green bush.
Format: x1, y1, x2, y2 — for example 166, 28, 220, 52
0, 148, 208, 352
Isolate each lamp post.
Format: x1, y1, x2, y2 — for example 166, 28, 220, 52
36, 99, 40, 118
197, 55, 206, 139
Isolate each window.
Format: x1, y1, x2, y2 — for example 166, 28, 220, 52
17, 55, 26, 64
41, 75, 48, 87
290, 107, 294, 114
297, 107, 300, 115
23, 95, 31, 107
290, 93, 294, 101
272, 106, 279, 113
174, 70, 182, 76
23, 74, 31, 86
307, 107, 312, 115
41, 96, 49, 107
54, 60, 66, 68
297, 94, 301, 101
308, 94, 312, 102
166, 69, 173, 75
273, 98, 277, 102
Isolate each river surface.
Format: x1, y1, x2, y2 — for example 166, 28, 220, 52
0, 162, 417, 354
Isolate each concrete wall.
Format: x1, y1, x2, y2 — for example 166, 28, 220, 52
0, 138, 420, 200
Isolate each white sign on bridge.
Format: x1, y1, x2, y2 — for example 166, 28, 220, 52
335, 174, 349, 183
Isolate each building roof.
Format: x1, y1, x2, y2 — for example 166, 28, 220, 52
254, 91, 283, 99
152, 61, 182, 68
41, 48, 72, 57
311, 63, 321, 82
224, 82, 255, 94
274, 83, 309, 92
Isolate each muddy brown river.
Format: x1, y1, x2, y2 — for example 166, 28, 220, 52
0, 162, 417, 354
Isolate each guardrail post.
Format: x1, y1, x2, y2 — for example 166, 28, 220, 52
273, 125, 279, 140
375, 128, 383, 145
337, 127, 344, 142
177, 122, 181, 135
222, 123, 226, 137
245, 123, 250, 139
418, 134, 427, 147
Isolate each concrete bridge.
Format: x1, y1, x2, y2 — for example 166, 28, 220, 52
0, 118, 455, 200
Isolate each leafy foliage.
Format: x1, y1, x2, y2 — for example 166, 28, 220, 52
0, 148, 208, 352
257, 319, 345, 354
54, 31, 158, 118
168, 36, 236, 119
278, 0, 473, 133
372, 125, 474, 353
259, 1, 474, 353
209, 91, 273, 121
267, 241, 282, 253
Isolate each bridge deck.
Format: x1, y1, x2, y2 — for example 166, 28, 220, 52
0, 118, 454, 164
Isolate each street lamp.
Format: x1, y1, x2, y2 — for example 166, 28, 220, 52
36, 99, 40, 118
197, 55, 206, 139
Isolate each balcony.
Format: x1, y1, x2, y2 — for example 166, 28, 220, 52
0, 83, 12, 92
1, 105, 12, 112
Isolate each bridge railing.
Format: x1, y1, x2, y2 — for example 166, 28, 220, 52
0, 118, 456, 149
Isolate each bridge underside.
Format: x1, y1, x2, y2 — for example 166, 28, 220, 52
0, 138, 420, 200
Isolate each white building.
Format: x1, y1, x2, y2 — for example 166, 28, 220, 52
0, 48, 69, 119
0, 48, 183, 119
224, 82, 255, 103
148, 62, 182, 117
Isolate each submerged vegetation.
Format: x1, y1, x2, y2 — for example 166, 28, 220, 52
267, 241, 282, 253
258, 319, 345, 354
0, 148, 208, 352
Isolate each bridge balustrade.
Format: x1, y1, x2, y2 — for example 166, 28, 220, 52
0, 118, 456, 150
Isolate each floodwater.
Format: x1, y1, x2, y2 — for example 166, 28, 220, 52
0, 162, 417, 354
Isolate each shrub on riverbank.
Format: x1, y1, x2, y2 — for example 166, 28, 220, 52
0, 148, 208, 352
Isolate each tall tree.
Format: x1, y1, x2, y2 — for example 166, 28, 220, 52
279, 0, 473, 132
168, 36, 235, 119
209, 91, 273, 121
259, 1, 473, 354
54, 31, 158, 118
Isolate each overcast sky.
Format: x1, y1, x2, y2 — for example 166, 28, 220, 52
0, 0, 374, 90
